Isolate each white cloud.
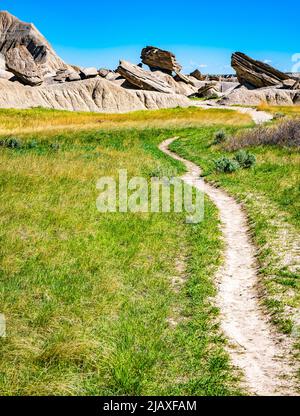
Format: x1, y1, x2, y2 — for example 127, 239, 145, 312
188, 60, 208, 69
264, 59, 272, 64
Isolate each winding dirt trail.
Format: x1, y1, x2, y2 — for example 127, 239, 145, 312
159, 107, 298, 396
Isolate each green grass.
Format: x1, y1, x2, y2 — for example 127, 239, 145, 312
1, 106, 298, 395
0, 124, 242, 395
170, 127, 300, 341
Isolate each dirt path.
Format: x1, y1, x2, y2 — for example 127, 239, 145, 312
192, 101, 274, 124
159, 108, 298, 396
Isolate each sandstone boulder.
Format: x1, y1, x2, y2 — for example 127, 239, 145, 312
80, 67, 98, 79
153, 70, 198, 96
0, 11, 74, 85
174, 71, 196, 86
231, 52, 290, 89
190, 69, 204, 81
6, 45, 43, 85
98, 68, 111, 78
141, 46, 182, 74
117, 60, 175, 93
281, 79, 300, 89
66, 72, 81, 82
194, 82, 222, 99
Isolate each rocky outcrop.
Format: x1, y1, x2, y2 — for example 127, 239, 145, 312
98, 68, 112, 78
3, 10, 300, 113
231, 52, 290, 89
117, 60, 175, 93
220, 85, 300, 106
281, 78, 300, 89
190, 69, 204, 81
0, 10, 75, 85
51, 69, 81, 83
193, 82, 222, 99
141, 46, 182, 74
174, 71, 196, 86
5, 45, 43, 85
0, 78, 191, 112
153, 70, 198, 96
80, 67, 98, 79
116, 61, 202, 96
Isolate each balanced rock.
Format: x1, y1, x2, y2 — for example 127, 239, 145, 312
231, 52, 289, 89
0, 11, 74, 85
141, 46, 182, 74
117, 60, 175, 93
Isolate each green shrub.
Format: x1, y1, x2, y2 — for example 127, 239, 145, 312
214, 156, 240, 173
50, 143, 60, 151
234, 150, 256, 168
214, 130, 227, 144
208, 93, 220, 100
27, 140, 38, 149
0, 137, 23, 149
273, 112, 285, 120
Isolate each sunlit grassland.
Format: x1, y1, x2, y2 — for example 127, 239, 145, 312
257, 103, 300, 117
170, 127, 300, 350
0, 107, 252, 136
0, 121, 244, 395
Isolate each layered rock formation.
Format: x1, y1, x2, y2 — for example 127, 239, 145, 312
0, 11, 76, 85
220, 85, 300, 106
0, 12, 195, 112
0, 77, 191, 112
195, 82, 222, 99
1, 10, 299, 113
174, 71, 196, 85
117, 60, 176, 93
190, 69, 204, 81
141, 46, 182, 74
231, 52, 290, 89
222, 52, 300, 105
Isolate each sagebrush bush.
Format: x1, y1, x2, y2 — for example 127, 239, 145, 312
273, 112, 285, 120
234, 150, 256, 168
214, 130, 227, 144
0, 137, 23, 149
225, 118, 300, 150
214, 156, 240, 173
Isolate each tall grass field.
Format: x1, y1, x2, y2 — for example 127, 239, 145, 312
0, 106, 299, 394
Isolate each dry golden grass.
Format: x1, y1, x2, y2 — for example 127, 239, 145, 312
257, 102, 300, 116
0, 106, 252, 137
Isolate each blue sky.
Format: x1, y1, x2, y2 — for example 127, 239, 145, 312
1, 0, 299, 74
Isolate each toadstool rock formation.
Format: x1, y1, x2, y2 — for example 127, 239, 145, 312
231, 52, 290, 89
0, 10, 77, 85
141, 46, 182, 74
